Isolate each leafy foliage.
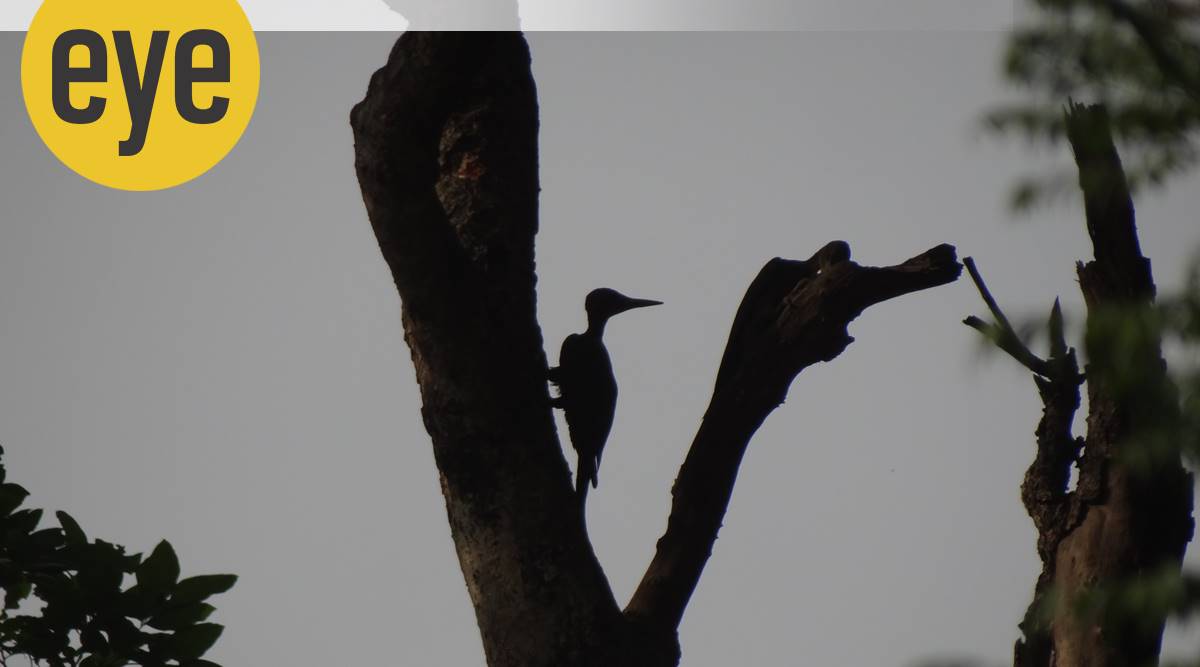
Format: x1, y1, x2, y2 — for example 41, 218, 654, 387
0, 447, 236, 667
976, 1, 1200, 663
1081, 259, 1200, 471
987, 0, 1200, 208
1147, 266, 1200, 661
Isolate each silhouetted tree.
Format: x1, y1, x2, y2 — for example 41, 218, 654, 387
968, 1, 1200, 665
350, 32, 961, 667
966, 102, 1194, 667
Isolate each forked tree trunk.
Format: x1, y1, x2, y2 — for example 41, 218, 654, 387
351, 32, 960, 666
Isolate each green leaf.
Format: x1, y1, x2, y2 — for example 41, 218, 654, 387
1010, 180, 1041, 212
172, 575, 237, 604
56, 511, 87, 546
29, 527, 66, 552
119, 583, 159, 621
7, 508, 44, 536
77, 562, 123, 601
137, 541, 181, 593
4, 576, 31, 609
0, 483, 29, 516
148, 602, 216, 631
80, 625, 108, 652
99, 615, 142, 654
162, 623, 224, 659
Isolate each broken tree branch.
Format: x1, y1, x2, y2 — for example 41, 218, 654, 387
625, 241, 962, 630
962, 257, 1055, 378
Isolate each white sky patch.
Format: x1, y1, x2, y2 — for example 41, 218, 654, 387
1, 0, 1014, 31
0, 0, 407, 31
240, 0, 408, 30
2, 0, 38, 30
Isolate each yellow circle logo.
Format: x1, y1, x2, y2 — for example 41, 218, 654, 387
21, 0, 260, 191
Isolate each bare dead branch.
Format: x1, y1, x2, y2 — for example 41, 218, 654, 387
962, 257, 1054, 378
625, 242, 962, 630
965, 256, 1018, 333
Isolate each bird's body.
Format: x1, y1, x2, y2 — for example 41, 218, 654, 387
549, 288, 661, 506
553, 332, 617, 497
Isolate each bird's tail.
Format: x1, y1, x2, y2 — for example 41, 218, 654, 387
575, 455, 597, 506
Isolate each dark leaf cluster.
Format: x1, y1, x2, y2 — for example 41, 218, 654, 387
988, 0, 1200, 208
0, 447, 236, 667
1083, 261, 1200, 470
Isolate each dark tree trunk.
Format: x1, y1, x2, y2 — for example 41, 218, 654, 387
1050, 103, 1194, 667
352, 32, 960, 666
350, 33, 631, 667
967, 103, 1194, 667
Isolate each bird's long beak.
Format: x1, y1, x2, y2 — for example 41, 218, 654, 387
617, 296, 663, 313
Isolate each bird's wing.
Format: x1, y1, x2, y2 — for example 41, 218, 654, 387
550, 333, 583, 395
556, 334, 616, 483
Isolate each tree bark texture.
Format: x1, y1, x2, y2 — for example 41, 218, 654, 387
352, 31, 961, 666
1051, 103, 1194, 667
351, 33, 629, 667
968, 103, 1195, 667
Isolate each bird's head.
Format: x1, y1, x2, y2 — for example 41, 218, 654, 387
585, 288, 663, 325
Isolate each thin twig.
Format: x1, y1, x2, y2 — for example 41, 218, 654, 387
965, 256, 1017, 332
963, 256, 1053, 377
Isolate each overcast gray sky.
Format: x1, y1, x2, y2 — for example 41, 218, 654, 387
1, 31, 1197, 666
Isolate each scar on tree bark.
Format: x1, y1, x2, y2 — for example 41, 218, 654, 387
351, 32, 962, 667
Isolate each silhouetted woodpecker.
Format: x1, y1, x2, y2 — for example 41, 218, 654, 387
549, 288, 662, 506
